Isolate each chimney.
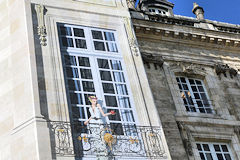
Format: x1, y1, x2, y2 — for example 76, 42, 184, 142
192, 2, 204, 21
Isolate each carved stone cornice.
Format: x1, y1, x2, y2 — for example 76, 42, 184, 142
169, 62, 206, 76
141, 52, 163, 69
133, 25, 240, 48
215, 64, 238, 78
35, 4, 47, 46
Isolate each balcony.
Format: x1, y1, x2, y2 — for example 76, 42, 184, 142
49, 121, 166, 159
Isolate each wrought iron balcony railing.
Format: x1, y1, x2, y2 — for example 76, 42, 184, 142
49, 121, 166, 159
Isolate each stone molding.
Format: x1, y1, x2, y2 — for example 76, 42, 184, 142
141, 52, 164, 69
177, 122, 194, 156
215, 64, 238, 78
134, 25, 240, 48
35, 4, 47, 46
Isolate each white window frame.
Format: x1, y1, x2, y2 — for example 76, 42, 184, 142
148, 7, 167, 15
176, 77, 214, 114
196, 142, 234, 160
58, 23, 139, 135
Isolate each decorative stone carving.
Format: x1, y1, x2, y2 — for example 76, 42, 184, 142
141, 52, 164, 69
215, 64, 238, 78
169, 62, 206, 75
35, 4, 47, 46
123, 17, 140, 56
177, 122, 193, 156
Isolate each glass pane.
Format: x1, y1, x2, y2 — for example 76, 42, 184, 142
199, 108, 205, 113
176, 77, 180, 82
78, 57, 90, 67
73, 28, 85, 37
64, 55, 77, 66
80, 69, 92, 79
224, 154, 231, 160
118, 97, 131, 108
206, 108, 212, 113
189, 79, 195, 84
221, 145, 228, 152
108, 109, 121, 121
197, 144, 202, 151
60, 26, 72, 36
70, 93, 83, 104
105, 95, 118, 107
113, 72, 125, 82
197, 101, 203, 107
178, 84, 182, 90
194, 93, 200, 99
97, 59, 109, 69
110, 60, 122, 70
217, 154, 224, 160
75, 39, 87, 49
116, 84, 128, 95
200, 153, 205, 160
203, 144, 210, 151
82, 81, 95, 92
206, 153, 213, 160
106, 42, 118, 52
100, 71, 112, 81
214, 145, 221, 151
201, 94, 208, 101
102, 83, 115, 94
66, 67, 79, 78
192, 86, 197, 92
110, 123, 124, 135
62, 37, 73, 47
94, 41, 105, 51
196, 80, 202, 85
84, 94, 96, 105
121, 110, 135, 122
92, 30, 103, 40
198, 86, 204, 92
183, 84, 188, 90
72, 107, 85, 119
67, 80, 81, 91
180, 77, 186, 83
104, 32, 115, 41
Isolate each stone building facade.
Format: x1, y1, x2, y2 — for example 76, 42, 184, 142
129, 0, 240, 160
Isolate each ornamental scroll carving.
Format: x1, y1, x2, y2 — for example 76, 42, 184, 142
141, 52, 164, 69
169, 62, 206, 75
35, 4, 47, 46
123, 17, 139, 56
177, 122, 194, 156
215, 64, 238, 78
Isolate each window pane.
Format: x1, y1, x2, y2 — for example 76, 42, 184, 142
196, 80, 202, 85
102, 83, 115, 94
121, 110, 135, 122
118, 97, 131, 108
78, 57, 90, 67
113, 72, 125, 82
92, 30, 103, 40
105, 95, 118, 107
203, 144, 210, 151
189, 79, 195, 84
111, 60, 122, 70
104, 32, 115, 41
106, 42, 118, 52
116, 84, 128, 95
66, 67, 79, 78
64, 55, 77, 66
100, 71, 112, 81
224, 154, 231, 160
62, 37, 73, 47
198, 86, 204, 92
84, 94, 96, 105
200, 153, 205, 160
180, 77, 186, 83
80, 69, 92, 79
60, 26, 72, 36
72, 107, 85, 119
192, 86, 197, 92
110, 123, 124, 135
70, 93, 83, 104
97, 59, 109, 69
197, 144, 202, 151
206, 153, 213, 160
221, 145, 228, 152
73, 28, 85, 37
82, 81, 95, 92
67, 80, 81, 91
75, 39, 87, 49
194, 93, 200, 99
94, 41, 105, 51
214, 145, 221, 151
217, 154, 224, 160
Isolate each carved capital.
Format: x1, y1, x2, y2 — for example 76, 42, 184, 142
35, 4, 47, 46
123, 17, 140, 56
215, 64, 238, 78
141, 52, 163, 69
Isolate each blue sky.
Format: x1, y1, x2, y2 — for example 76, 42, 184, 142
170, 0, 240, 25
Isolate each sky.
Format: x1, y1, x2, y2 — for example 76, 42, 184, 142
170, 0, 240, 25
